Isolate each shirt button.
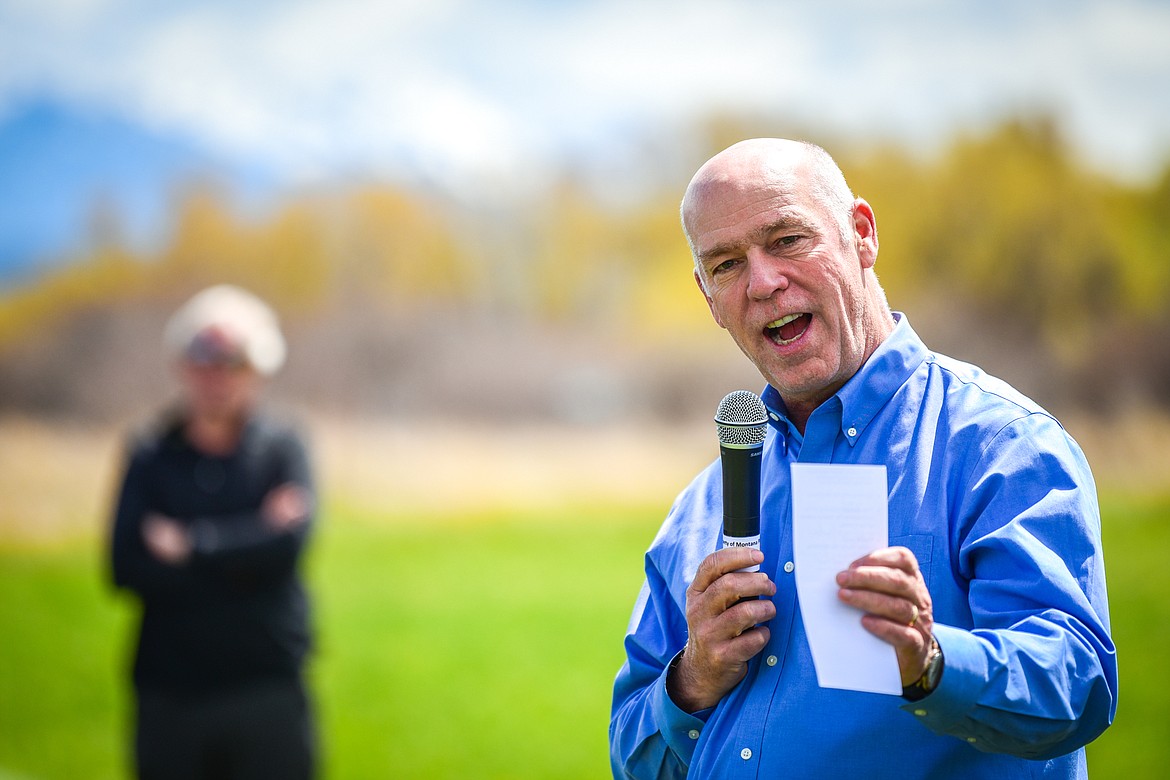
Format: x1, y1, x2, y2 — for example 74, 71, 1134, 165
766, 655, 778, 666
783, 561, 794, 573
847, 426, 858, 437
967, 737, 978, 744
688, 729, 700, 740
914, 709, 927, 717
740, 748, 752, 760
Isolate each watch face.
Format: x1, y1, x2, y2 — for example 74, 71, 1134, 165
924, 649, 943, 690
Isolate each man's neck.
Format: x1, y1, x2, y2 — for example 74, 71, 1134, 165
185, 415, 244, 456
784, 308, 896, 435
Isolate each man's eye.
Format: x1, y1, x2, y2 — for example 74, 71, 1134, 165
771, 235, 801, 251
712, 258, 739, 274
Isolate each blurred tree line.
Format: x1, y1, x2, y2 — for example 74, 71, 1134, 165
1, 116, 1166, 423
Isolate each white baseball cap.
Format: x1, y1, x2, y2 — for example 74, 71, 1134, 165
164, 285, 287, 376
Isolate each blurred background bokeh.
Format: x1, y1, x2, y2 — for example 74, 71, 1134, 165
2, 1, 1168, 778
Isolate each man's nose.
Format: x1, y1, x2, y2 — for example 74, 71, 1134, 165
745, 247, 789, 300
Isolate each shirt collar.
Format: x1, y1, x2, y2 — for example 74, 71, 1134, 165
761, 312, 930, 445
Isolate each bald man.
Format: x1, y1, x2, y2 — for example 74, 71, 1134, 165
609, 140, 1116, 779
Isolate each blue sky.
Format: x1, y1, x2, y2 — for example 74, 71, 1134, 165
2, 0, 1169, 276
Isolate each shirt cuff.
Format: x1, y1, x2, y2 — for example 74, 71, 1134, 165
899, 623, 987, 730
651, 652, 713, 766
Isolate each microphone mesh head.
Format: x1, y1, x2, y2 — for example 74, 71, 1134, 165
715, 390, 768, 446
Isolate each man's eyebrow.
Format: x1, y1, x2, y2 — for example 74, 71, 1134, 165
697, 240, 744, 265
697, 216, 814, 265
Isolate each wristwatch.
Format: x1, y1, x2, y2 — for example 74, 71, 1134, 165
902, 639, 943, 701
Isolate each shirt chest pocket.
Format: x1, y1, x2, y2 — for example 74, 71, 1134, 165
891, 533, 934, 586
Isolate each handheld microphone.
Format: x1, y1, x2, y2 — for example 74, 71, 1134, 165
715, 390, 768, 572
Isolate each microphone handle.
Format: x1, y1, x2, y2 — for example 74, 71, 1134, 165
720, 442, 762, 572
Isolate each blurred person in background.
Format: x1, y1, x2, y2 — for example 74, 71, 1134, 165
609, 139, 1116, 778
108, 284, 317, 779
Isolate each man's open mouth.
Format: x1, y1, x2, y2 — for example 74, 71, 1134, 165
765, 313, 811, 345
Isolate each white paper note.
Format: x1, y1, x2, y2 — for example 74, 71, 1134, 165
791, 463, 901, 695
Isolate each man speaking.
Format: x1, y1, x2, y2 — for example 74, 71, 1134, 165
609, 139, 1116, 778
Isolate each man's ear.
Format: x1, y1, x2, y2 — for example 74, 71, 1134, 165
695, 269, 726, 329
852, 198, 879, 270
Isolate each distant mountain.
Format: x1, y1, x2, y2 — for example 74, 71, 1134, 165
0, 101, 278, 285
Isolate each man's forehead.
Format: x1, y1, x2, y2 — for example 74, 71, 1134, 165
686, 178, 806, 241
685, 154, 808, 224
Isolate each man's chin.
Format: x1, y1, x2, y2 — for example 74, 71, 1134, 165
757, 363, 835, 401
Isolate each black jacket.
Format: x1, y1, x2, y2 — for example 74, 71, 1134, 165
110, 411, 315, 698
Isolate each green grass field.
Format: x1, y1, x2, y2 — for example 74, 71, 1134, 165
1, 494, 1166, 778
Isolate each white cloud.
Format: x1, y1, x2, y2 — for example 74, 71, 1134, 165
1, 0, 1168, 188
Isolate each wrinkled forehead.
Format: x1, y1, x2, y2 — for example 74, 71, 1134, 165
683, 152, 811, 240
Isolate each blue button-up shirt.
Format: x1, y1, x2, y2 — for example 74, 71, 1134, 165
610, 314, 1117, 779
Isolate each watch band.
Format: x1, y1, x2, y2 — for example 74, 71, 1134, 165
902, 640, 943, 702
